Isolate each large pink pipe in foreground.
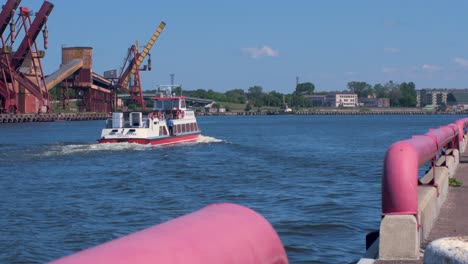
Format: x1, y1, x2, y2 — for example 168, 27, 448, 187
50, 203, 288, 264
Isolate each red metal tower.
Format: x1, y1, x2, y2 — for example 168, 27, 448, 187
114, 21, 166, 112
0, 0, 22, 113
0, 0, 53, 113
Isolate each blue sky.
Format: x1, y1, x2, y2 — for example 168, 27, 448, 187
15, 0, 468, 93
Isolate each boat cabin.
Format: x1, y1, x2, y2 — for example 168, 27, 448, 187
153, 95, 187, 120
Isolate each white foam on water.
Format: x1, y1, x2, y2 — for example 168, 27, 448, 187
42, 142, 152, 156
196, 135, 225, 143
40, 135, 225, 157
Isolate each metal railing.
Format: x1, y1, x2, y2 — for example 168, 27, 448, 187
382, 118, 468, 218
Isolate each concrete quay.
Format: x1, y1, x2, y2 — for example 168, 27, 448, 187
369, 147, 468, 264
0, 113, 107, 123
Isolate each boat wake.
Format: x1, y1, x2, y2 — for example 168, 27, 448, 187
41, 135, 225, 156
42, 143, 152, 156
196, 135, 224, 143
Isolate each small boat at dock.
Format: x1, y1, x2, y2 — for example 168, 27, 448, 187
98, 89, 200, 145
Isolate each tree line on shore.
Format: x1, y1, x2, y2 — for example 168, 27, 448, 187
150, 80, 418, 109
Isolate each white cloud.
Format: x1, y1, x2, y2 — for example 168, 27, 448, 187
421, 64, 442, 72
453, 57, 468, 68
242, 45, 279, 59
382, 67, 396, 74
384, 47, 400, 53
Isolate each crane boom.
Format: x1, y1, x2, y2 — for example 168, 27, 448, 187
11, 1, 53, 70
119, 21, 166, 88
0, 0, 21, 36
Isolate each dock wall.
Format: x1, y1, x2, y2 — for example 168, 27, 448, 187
0, 113, 107, 123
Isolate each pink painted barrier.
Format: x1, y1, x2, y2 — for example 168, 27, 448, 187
382, 136, 437, 215
455, 118, 468, 142
50, 203, 288, 264
381, 119, 468, 216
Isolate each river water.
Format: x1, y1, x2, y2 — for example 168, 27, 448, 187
0, 115, 464, 263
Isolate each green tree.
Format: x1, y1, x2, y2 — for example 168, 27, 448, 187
385, 81, 401, 106
192, 89, 207, 98
264, 91, 283, 107
295, 82, 315, 95
173, 86, 183, 96
347, 81, 373, 98
244, 103, 252, 111
399, 82, 417, 107
225, 89, 246, 104
247, 86, 264, 107
289, 91, 312, 108
373, 83, 388, 98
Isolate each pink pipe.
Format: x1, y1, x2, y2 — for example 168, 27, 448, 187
455, 118, 468, 142
50, 203, 288, 264
382, 137, 437, 215
432, 126, 454, 147
382, 120, 465, 216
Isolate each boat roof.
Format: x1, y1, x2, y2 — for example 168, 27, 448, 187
152, 96, 186, 101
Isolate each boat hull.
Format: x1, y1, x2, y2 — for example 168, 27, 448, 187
98, 133, 200, 146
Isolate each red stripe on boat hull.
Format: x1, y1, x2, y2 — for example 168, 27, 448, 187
98, 133, 200, 146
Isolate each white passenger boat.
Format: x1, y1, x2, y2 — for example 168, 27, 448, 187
98, 90, 200, 145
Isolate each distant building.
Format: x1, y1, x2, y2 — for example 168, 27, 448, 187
205, 106, 226, 113
358, 98, 390, 108
325, 92, 358, 107
206, 107, 218, 113
304, 95, 326, 106
417, 89, 468, 108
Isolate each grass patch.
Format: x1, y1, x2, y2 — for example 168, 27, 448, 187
449, 177, 463, 187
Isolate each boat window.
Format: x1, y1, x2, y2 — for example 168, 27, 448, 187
171, 100, 179, 109
181, 99, 186, 108
154, 101, 163, 109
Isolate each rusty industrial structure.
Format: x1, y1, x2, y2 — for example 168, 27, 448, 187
0, 0, 164, 115
110, 21, 166, 112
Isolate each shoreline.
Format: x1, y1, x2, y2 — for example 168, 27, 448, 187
198, 109, 468, 116
0, 109, 466, 123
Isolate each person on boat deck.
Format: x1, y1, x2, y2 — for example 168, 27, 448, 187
167, 117, 174, 135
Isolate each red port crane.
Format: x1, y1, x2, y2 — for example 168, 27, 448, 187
114, 21, 166, 112
0, 0, 22, 112
0, 0, 53, 113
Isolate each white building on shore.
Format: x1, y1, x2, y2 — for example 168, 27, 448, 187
325, 92, 358, 107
